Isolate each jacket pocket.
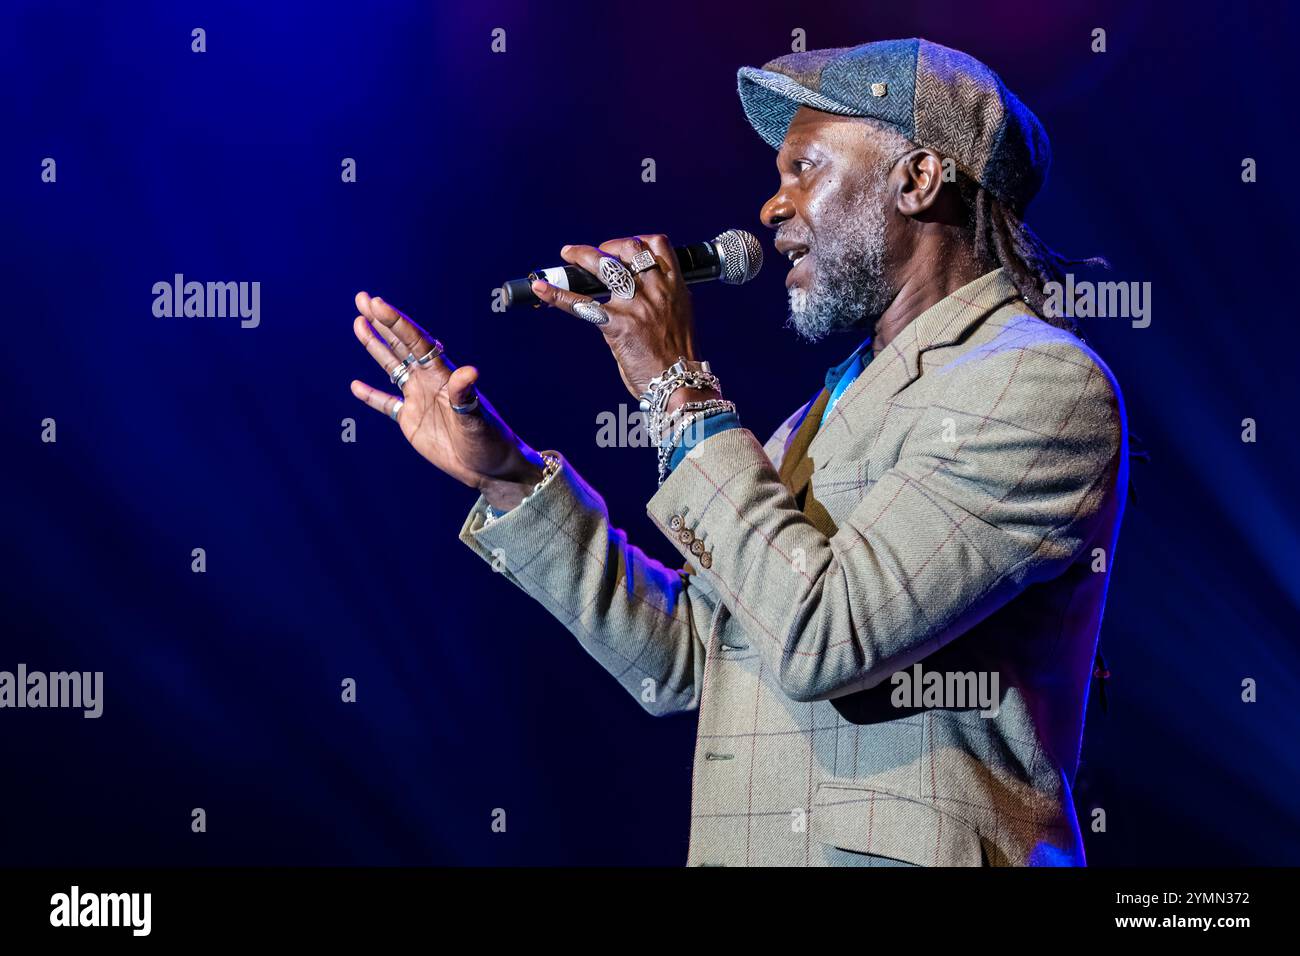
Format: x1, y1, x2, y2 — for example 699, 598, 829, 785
812, 783, 985, 867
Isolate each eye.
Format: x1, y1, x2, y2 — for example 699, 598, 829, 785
792, 159, 813, 173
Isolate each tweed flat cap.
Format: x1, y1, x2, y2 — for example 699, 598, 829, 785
737, 38, 1051, 213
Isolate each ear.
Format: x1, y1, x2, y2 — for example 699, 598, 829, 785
893, 148, 948, 218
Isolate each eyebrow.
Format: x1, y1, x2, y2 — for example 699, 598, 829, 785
778, 136, 828, 164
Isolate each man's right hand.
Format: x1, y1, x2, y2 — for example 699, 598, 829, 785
350, 292, 546, 511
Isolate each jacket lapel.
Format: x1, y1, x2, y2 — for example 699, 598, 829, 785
778, 387, 829, 487
776, 387, 838, 536
805, 268, 1022, 471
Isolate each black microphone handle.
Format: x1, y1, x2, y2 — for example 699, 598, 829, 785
503, 241, 720, 308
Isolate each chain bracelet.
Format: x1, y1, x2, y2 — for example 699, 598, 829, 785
656, 401, 738, 485
481, 452, 561, 529
638, 357, 722, 448
659, 399, 737, 448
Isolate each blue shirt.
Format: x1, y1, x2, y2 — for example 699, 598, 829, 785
666, 337, 874, 473
820, 337, 875, 426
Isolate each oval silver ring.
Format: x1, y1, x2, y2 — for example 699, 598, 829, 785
597, 256, 636, 300
572, 300, 610, 325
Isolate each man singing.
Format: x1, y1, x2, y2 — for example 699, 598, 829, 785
348, 38, 1127, 867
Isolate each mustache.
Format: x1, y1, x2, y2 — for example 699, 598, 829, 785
776, 229, 813, 249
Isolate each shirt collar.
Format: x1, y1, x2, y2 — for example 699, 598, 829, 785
824, 336, 874, 392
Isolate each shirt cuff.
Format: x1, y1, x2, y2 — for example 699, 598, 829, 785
666, 410, 741, 474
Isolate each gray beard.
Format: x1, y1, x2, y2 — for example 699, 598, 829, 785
785, 178, 894, 344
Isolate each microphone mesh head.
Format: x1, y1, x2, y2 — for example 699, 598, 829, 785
713, 229, 763, 284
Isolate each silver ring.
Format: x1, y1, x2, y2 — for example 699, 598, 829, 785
389, 400, 403, 422
389, 355, 414, 384
451, 392, 480, 415
628, 249, 658, 275
572, 299, 610, 325
416, 340, 445, 366
394, 366, 413, 390
597, 256, 636, 300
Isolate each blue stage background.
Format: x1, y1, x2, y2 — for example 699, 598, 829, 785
2, 0, 1297, 865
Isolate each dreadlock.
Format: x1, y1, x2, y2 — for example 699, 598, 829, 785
852, 117, 1109, 335
959, 173, 1110, 336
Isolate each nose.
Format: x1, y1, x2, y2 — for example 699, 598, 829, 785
760, 185, 794, 230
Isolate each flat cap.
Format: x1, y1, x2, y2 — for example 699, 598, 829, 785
737, 38, 1051, 213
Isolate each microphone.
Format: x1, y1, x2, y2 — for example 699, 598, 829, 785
500, 229, 763, 309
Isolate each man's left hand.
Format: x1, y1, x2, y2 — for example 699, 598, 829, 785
530, 234, 702, 400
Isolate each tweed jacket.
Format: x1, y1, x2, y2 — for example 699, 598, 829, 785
458, 268, 1128, 866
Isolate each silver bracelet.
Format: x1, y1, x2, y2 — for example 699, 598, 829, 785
638, 357, 722, 447
659, 399, 737, 446
481, 452, 561, 528
656, 402, 737, 485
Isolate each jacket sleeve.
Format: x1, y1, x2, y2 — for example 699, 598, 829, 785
643, 338, 1126, 703
458, 450, 712, 716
